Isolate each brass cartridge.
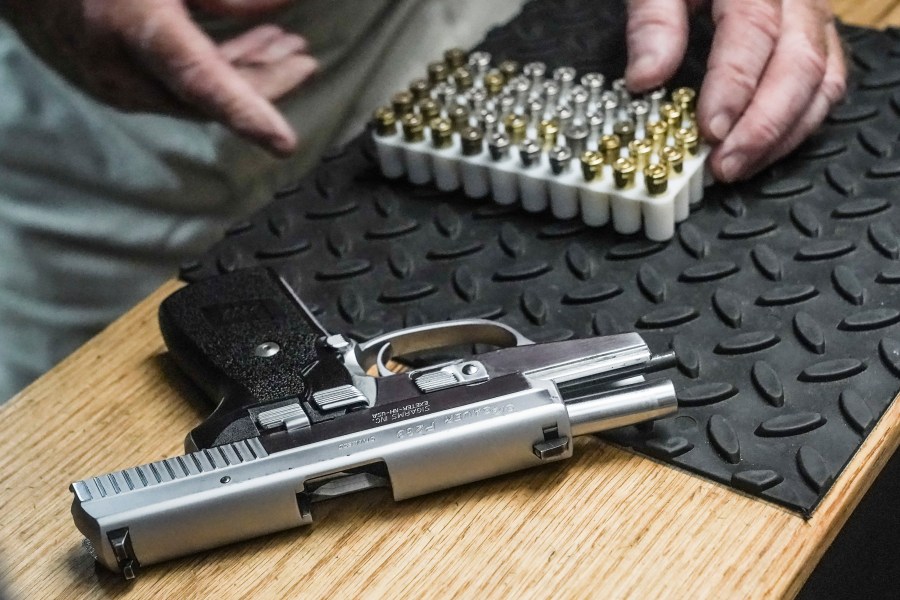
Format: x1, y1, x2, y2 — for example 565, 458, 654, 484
580, 150, 603, 182
417, 98, 440, 122
372, 106, 397, 137
427, 61, 449, 85
661, 146, 684, 176
600, 133, 621, 165
401, 113, 425, 143
674, 127, 700, 157
391, 91, 415, 117
613, 157, 636, 189
409, 78, 431, 102
431, 118, 453, 149
460, 126, 485, 156
444, 47, 467, 70
627, 138, 653, 172
644, 163, 668, 195
539, 119, 560, 150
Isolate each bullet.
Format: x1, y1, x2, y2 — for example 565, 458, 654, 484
648, 88, 667, 118
588, 113, 605, 139
661, 146, 684, 176
564, 123, 589, 157
571, 85, 589, 123
613, 157, 636, 189
409, 78, 431, 102
391, 91, 415, 117
431, 117, 454, 149
549, 145, 573, 175
646, 120, 668, 154
507, 114, 527, 145
466, 87, 488, 114
627, 139, 653, 172
401, 113, 425, 142
511, 75, 531, 109
498, 59, 520, 82
630, 99, 650, 135
600, 133, 621, 165
454, 66, 474, 91
444, 47, 468, 70
659, 102, 681, 132
603, 96, 618, 131
460, 126, 485, 156
644, 163, 668, 195
539, 119, 560, 150
483, 70, 505, 96
477, 108, 499, 136
417, 98, 440, 122
523, 61, 547, 90
580, 150, 604, 182
556, 104, 575, 131
519, 138, 542, 168
432, 82, 457, 110
488, 131, 511, 161
372, 106, 397, 137
674, 127, 700, 156
498, 95, 517, 120
427, 61, 449, 85
448, 105, 470, 132
528, 98, 546, 131
468, 51, 492, 79
672, 87, 696, 119
542, 80, 561, 113
612, 78, 630, 107
553, 66, 577, 95
581, 73, 605, 107
613, 119, 635, 146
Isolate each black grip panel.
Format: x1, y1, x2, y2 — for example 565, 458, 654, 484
159, 267, 334, 448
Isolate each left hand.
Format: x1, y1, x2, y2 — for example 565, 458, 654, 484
625, 0, 847, 182
4, 0, 318, 156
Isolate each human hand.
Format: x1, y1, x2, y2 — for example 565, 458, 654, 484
5, 0, 317, 156
625, 0, 847, 182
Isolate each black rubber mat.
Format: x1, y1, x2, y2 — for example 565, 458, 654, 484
178, 1, 900, 515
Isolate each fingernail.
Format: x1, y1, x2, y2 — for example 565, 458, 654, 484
628, 53, 659, 85
719, 153, 744, 182
708, 113, 732, 141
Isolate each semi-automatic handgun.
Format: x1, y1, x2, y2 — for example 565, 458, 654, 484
69, 267, 678, 579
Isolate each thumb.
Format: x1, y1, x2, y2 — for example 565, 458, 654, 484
626, 0, 690, 92
127, 3, 298, 154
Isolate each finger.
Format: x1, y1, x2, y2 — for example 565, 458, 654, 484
696, 0, 781, 143
218, 24, 285, 62
730, 20, 847, 178
127, 4, 303, 155
625, 0, 690, 92
237, 53, 319, 100
709, 0, 831, 182
237, 33, 309, 66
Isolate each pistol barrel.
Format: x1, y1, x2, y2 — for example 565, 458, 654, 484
565, 379, 677, 436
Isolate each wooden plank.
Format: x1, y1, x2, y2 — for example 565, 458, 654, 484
874, 1, 900, 25
0, 273, 896, 600
833, 0, 900, 26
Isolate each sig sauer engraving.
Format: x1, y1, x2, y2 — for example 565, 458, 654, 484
70, 267, 678, 579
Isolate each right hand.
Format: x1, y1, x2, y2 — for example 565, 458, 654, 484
5, 0, 318, 156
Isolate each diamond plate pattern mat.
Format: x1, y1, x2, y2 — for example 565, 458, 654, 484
178, 1, 900, 515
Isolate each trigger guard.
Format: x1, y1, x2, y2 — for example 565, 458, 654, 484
355, 319, 534, 376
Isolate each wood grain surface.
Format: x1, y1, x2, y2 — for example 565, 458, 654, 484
1, 2, 898, 598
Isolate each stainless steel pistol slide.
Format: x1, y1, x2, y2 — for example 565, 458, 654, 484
69, 267, 677, 579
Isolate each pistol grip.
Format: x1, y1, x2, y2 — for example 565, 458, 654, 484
158, 267, 342, 448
